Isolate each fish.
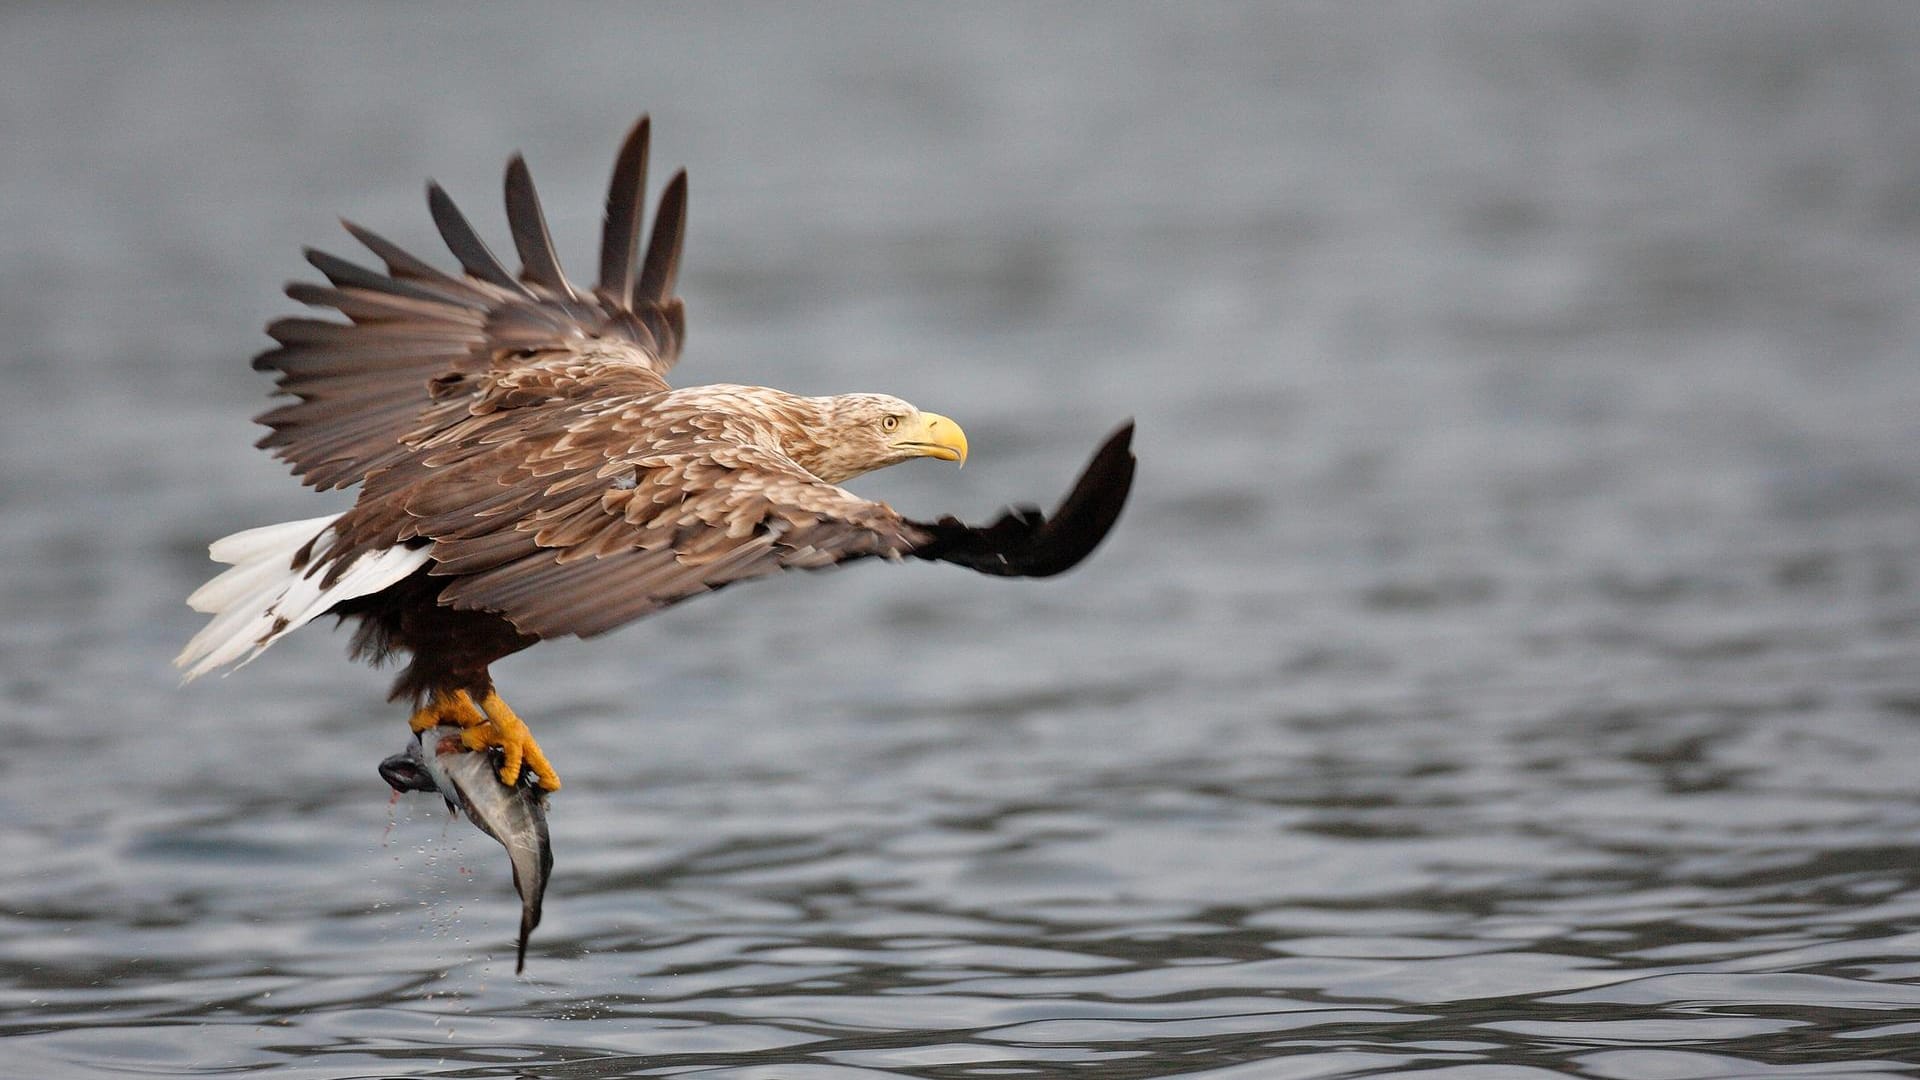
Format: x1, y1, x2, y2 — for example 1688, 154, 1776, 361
380, 726, 553, 973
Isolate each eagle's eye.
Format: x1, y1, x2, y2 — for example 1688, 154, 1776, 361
881, 415, 901, 433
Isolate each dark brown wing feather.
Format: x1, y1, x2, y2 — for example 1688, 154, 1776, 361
427, 182, 531, 296
635, 170, 687, 305
503, 155, 578, 299
597, 115, 650, 308
254, 116, 688, 491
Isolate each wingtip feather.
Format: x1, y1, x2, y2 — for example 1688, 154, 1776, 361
636, 169, 688, 304
427, 180, 527, 294
911, 419, 1136, 578
597, 114, 652, 308
504, 154, 577, 298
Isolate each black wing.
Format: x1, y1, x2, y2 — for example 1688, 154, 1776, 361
910, 422, 1136, 577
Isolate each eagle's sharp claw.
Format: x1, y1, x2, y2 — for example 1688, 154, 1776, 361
457, 692, 562, 792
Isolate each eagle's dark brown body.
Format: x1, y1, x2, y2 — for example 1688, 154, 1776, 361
332, 566, 537, 703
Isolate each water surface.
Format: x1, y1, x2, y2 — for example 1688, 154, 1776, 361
6, 4, 1920, 1077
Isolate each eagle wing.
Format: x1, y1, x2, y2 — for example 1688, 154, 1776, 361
324, 390, 918, 638
322, 385, 1135, 641
254, 116, 688, 491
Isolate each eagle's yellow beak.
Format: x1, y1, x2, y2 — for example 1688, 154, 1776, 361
897, 412, 969, 466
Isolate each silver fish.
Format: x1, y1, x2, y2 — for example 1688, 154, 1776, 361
380, 727, 553, 973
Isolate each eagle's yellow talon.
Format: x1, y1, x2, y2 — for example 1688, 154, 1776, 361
462, 691, 562, 792
518, 740, 561, 793
406, 689, 560, 791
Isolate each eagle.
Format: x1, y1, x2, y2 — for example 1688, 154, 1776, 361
176, 116, 1135, 793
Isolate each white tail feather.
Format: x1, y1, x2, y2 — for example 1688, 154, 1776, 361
175, 513, 432, 681
187, 516, 336, 613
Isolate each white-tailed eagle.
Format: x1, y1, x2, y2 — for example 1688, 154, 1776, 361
177, 116, 1135, 794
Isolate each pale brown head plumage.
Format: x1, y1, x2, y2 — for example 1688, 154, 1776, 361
761, 393, 968, 484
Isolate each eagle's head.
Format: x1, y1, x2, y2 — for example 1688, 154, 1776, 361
793, 393, 969, 484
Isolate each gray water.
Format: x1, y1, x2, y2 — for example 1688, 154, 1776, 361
7, 3, 1920, 1077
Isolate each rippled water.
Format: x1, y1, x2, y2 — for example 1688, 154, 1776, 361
8, 3, 1920, 1077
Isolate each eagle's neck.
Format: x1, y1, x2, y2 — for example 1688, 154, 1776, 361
665, 385, 855, 483
765, 393, 864, 484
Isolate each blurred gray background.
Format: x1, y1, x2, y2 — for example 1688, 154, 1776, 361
7, 4, 1920, 1078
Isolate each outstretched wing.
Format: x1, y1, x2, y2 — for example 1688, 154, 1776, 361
324, 400, 1135, 641
908, 422, 1136, 578
254, 115, 689, 491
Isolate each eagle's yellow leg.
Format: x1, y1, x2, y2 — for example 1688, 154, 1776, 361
405, 690, 562, 792
408, 690, 487, 732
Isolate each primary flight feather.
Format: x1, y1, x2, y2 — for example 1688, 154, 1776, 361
177, 115, 1136, 797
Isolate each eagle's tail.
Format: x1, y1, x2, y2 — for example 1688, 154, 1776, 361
174, 513, 432, 681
